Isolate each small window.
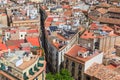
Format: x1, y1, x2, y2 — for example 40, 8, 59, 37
21, 35, 23, 37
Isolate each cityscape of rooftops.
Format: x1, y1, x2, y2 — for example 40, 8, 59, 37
0, 0, 120, 80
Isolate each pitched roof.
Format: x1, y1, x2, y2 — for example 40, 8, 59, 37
96, 8, 107, 14
108, 7, 120, 13
64, 10, 72, 17
85, 63, 120, 80
102, 25, 113, 31
90, 23, 98, 30
6, 40, 24, 46
66, 45, 88, 57
65, 45, 92, 62
98, 3, 111, 8
27, 29, 38, 33
6, 40, 24, 50
0, 43, 7, 50
62, 5, 70, 9
27, 37, 40, 47
80, 30, 95, 39
97, 17, 120, 25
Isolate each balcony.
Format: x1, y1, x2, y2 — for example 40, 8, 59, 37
37, 62, 44, 67
29, 68, 34, 75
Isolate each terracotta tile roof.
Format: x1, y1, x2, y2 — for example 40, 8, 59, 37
27, 29, 38, 33
110, 75, 120, 80
54, 22, 66, 26
108, 7, 120, 13
64, 10, 72, 17
94, 66, 118, 80
0, 38, 2, 43
80, 30, 95, 39
1, 13, 6, 16
6, 40, 24, 50
96, 8, 107, 14
45, 17, 53, 28
45, 22, 51, 28
27, 37, 40, 47
6, 30, 16, 34
85, 63, 120, 80
106, 65, 116, 69
62, 5, 70, 9
0, 43, 7, 50
46, 17, 53, 22
6, 40, 24, 46
98, 3, 111, 8
85, 63, 103, 76
65, 45, 99, 62
8, 45, 19, 50
97, 17, 120, 25
114, 67, 120, 74
90, 23, 114, 31
66, 45, 87, 57
102, 25, 113, 31
90, 23, 98, 30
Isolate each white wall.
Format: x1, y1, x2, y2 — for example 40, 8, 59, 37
5, 32, 10, 40
84, 52, 103, 71
19, 32, 27, 39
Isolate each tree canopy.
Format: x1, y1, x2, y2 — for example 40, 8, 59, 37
46, 69, 74, 80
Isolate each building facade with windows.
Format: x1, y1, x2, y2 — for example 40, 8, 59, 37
64, 44, 103, 80
6, 3, 40, 28
0, 49, 46, 80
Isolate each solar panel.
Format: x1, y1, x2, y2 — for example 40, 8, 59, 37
49, 26, 58, 32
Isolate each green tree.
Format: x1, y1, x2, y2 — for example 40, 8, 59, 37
46, 69, 74, 80
46, 72, 55, 80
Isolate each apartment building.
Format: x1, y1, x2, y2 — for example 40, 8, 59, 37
79, 22, 120, 53
0, 49, 46, 80
43, 3, 87, 72
6, 3, 40, 27
4, 27, 39, 41
64, 44, 103, 80
0, 29, 46, 80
